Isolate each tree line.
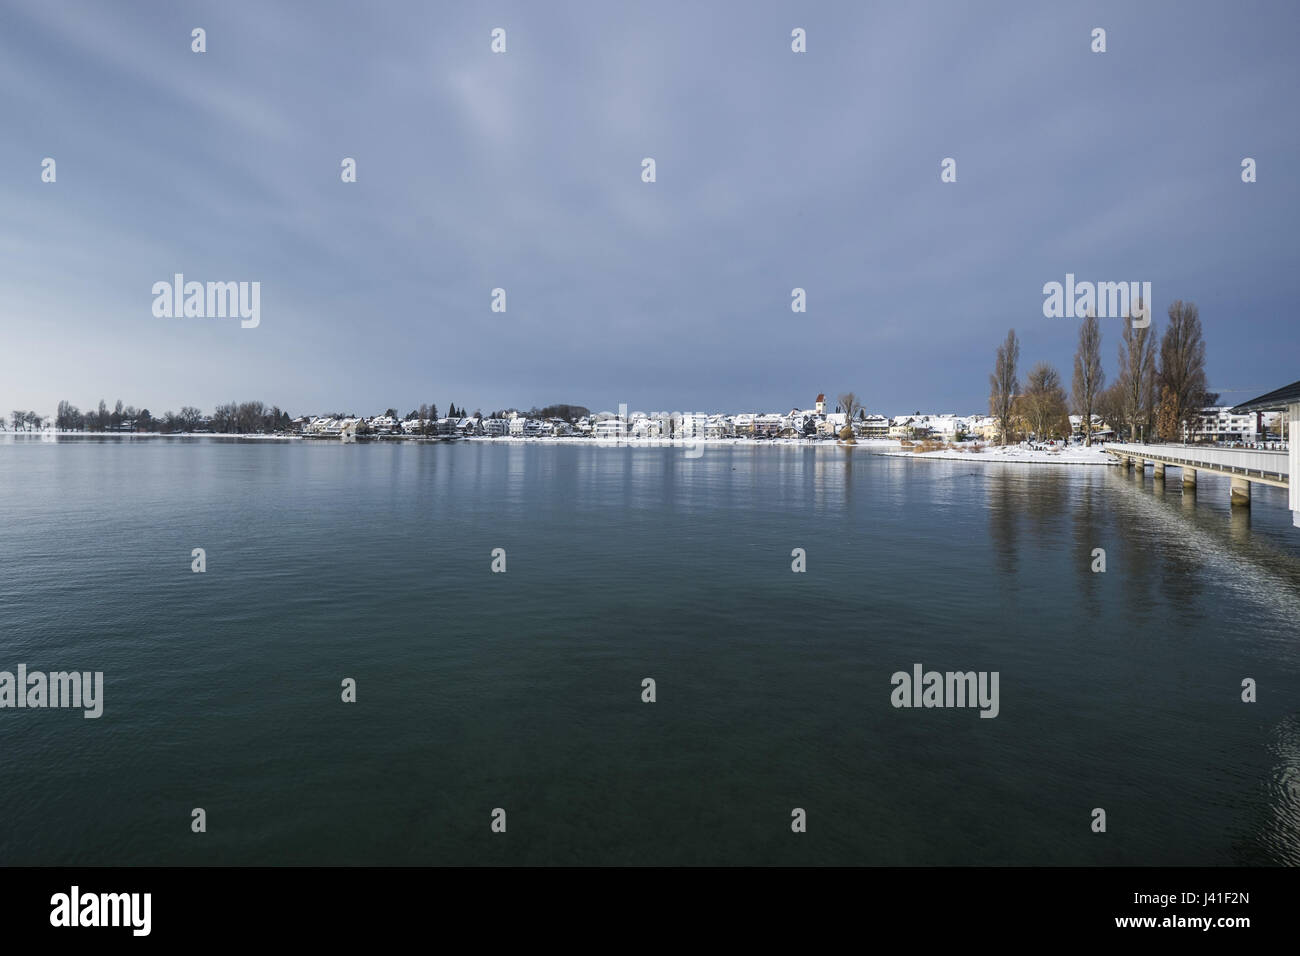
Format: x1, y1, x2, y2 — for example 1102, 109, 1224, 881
11, 398, 595, 434
39, 399, 291, 434
480, 404, 589, 422
990, 299, 1212, 445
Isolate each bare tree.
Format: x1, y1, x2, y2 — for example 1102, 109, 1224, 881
1117, 316, 1157, 442
837, 392, 860, 441
236, 400, 266, 433
1020, 362, 1069, 439
212, 402, 238, 433
1156, 300, 1209, 442
56, 400, 83, 431
1071, 312, 1104, 445
1094, 381, 1126, 441
989, 329, 1020, 445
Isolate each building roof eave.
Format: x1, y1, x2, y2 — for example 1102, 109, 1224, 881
1232, 379, 1300, 413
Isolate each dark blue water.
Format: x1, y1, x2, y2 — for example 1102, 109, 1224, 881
1, 436, 1297, 865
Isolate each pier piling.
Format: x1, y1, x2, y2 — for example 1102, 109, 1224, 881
1231, 476, 1251, 507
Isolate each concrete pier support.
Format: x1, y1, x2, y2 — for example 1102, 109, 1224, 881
1105, 439, 1290, 525
1231, 476, 1251, 507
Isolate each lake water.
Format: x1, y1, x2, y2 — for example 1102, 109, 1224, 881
1, 436, 1297, 865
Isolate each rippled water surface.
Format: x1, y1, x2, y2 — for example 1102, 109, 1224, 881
1, 436, 1297, 865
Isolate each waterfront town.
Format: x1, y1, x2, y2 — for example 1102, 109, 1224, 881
290, 398, 1284, 446
3, 393, 1285, 447
5, 302, 1288, 450
4, 304, 1290, 450
5, 299, 1288, 452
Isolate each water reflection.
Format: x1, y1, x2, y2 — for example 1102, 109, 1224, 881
1264, 714, 1300, 865
1229, 505, 1252, 547
987, 470, 1018, 575
1023, 468, 1068, 536
1071, 475, 1103, 600
1104, 465, 1300, 647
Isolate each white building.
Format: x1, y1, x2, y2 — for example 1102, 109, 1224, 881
755, 413, 785, 437
1191, 406, 1278, 443
593, 417, 626, 439
307, 416, 358, 437
677, 413, 708, 440
857, 414, 890, 439
630, 416, 662, 439
820, 412, 847, 437
1068, 414, 1111, 441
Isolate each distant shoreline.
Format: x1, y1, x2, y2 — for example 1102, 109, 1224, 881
2, 431, 300, 440
0, 432, 905, 448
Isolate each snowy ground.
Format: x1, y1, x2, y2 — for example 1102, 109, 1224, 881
3, 431, 299, 440
464, 436, 905, 448
880, 442, 1116, 465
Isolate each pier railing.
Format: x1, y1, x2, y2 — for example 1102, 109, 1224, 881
1104, 442, 1288, 484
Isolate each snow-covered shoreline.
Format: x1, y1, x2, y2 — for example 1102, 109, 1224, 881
4, 432, 907, 449
462, 435, 905, 449
2, 431, 300, 440
880, 443, 1117, 465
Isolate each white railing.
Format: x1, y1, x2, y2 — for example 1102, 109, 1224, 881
1104, 442, 1289, 479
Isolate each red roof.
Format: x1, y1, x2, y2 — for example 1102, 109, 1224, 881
816, 393, 825, 402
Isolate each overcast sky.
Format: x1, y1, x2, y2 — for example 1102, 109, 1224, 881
2, 0, 1297, 418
